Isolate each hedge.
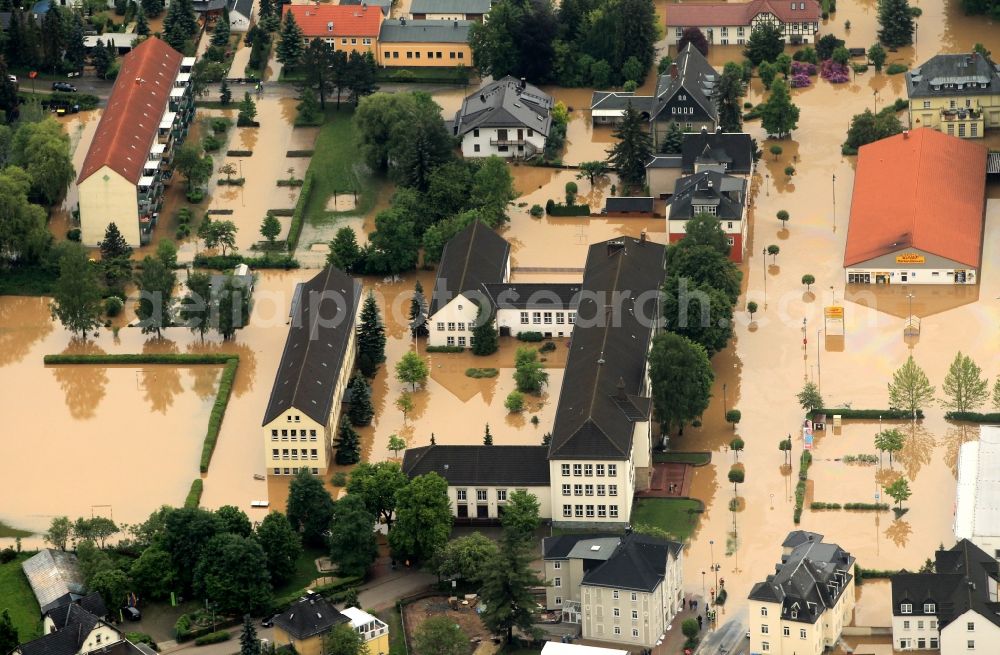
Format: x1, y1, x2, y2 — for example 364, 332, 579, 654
226, 150, 253, 157
425, 345, 464, 353
809, 408, 924, 420
545, 199, 591, 216
184, 479, 203, 508
276, 179, 304, 187
886, 63, 908, 75
286, 150, 314, 157
809, 502, 841, 510
125, 633, 158, 651
516, 331, 544, 342
19, 91, 100, 110
844, 502, 889, 511
216, 178, 246, 186
206, 209, 235, 215
192, 253, 300, 270
945, 411, 1000, 423
194, 631, 231, 646
286, 170, 314, 253
201, 359, 239, 472
268, 208, 295, 216
793, 451, 812, 524
465, 368, 499, 378
857, 567, 900, 580
44, 353, 236, 365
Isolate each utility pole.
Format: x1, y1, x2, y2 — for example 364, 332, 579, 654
832, 173, 837, 232
817, 329, 822, 393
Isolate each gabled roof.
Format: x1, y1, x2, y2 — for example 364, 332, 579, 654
843, 129, 987, 268
651, 44, 718, 122
192, 0, 226, 11
782, 530, 823, 549
646, 155, 683, 170
481, 283, 581, 310
582, 533, 682, 593
379, 18, 471, 43
591, 91, 651, 113
341, 0, 392, 11
907, 52, 1000, 98
22, 550, 86, 615
668, 170, 746, 221
547, 237, 664, 461
272, 594, 349, 640
282, 4, 382, 37
410, 0, 490, 14
606, 197, 655, 213
17, 609, 120, 655
665, 0, 820, 27
227, 0, 253, 19
543, 534, 620, 560
402, 445, 551, 486
262, 267, 361, 425
77, 38, 183, 185
429, 221, 510, 315
453, 76, 553, 137
45, 593, 108, 626
680, 130, 755, 173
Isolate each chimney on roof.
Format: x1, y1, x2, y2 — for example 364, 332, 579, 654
670, 62, 678, 80
903, 130, 909, 138
616, 377, 627, 400
607, 239, 625, 256
362, 1, 367, 9
701, 125, 708, 134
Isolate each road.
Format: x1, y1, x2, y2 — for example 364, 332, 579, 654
697, 617, 749, 655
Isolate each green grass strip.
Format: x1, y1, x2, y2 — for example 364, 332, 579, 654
185, 479, 204, 508
201, 359, 238, 472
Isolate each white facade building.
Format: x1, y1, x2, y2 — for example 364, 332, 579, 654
453, 76, 553, 159
954, 426, 1000, 557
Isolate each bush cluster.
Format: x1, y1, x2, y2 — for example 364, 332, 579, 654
425, 345, 465, 353
193, 631, 231, 646
793, 451, 812, 524
184, 479, 203, 509
810, 408, 924, 419
516, 331, 545, 342
841, 454, 878, 464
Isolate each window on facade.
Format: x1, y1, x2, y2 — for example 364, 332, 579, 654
613, 590, 619, 599
799, 629, 807, 639
553, 561, 561, 569
727, 237, 735, 246
533, 312, 542, 324
761, 625, 768, 634
903, 621, 910, 630
930, 638, 938, 648
272, 449, 279, 458
583, 464, 593, 476
543, 312, 553, 324
311, 449, 318, 459
562, 484, 571, 495
520, 311, 529, 324
457, 489, 467, 501
497, 489, 507, 501
562, 464, 570, 476
967, 622, 975, 631
597, 485, 606, 496
901, 604, 912, 614
598, 505, 606, 517
760, 607, 768, 617
575, 505, 584, 517
447, 336, 455, 346
782, 626, 789, 637
574, 484, 583, 496
574, 464, 582, 476
631, 629, 639, 638
609, 484, 618, 496
568, 312, 576, 324
968, 641, 975, 649
586, 505, 595, 517
585, 484, 594, 496
610, 505, 619, 518
595, 464, 604, 476
613, 627, 621, 635
631, 610, 638, 619
554, 577, 561, 587
473, 144, 480, 152
563, 505, 572, 517
476, 489, 487, 502
555, 596, 562, 605
918, 621, 924, 629
761, 642, 769, 652
458, 337, 466, 347
931, 620, 937, 629
274, 468, 280, 475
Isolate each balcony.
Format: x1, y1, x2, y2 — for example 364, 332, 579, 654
490, 138, 527, 146
940, 107, 981, 121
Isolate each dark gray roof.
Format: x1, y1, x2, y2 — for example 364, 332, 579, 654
583, 533, 682, 593
907, 52, 1000, 98
749, 532, 855, 624
272, 594, 349, 640
45, 593, 108, 625
17, 608, 120, 655
605, 197, 654, 213
262, 267, 361, 425
192, 0, 227, 12
680, 130, 754, 174
667, 170, 746, 221
22, 550, 86, 615
782, 530, 823, 549
547, 237, 665, 461
227, 0, 253, 19
453, 76, 553, 137
402, 445, 551, 485
543, 534, 613, 559
481, 283, 581, 310
379, 18, 471, 43
429, 220, 510, 315
646, 155, 682, 170
0, 11, 42, 30
591, 91, 651, 112
651, 44, 718, 122
410, 0, 490, 14
891, 540, 1000, 630
341, 0, 391, 9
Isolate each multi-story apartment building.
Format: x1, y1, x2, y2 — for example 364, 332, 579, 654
906, 52, 1000, 139
453, 76, 553, 158
283, 4, 381, 55
262, 266, 361, 477
667, 169, 749, 262
77, 37, 193, 246
891, 540, 1000, 653
748, 531, 856, 655
665, 0, 821, 47
377, 18, 473, 67
542, 532, 683, 648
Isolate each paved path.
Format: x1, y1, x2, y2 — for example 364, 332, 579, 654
637, 462, 691, 498
358, 566, 437, 611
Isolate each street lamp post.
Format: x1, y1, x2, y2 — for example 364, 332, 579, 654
710, 539, 718, 597
907, 292, 914, 320
702, 571, 706, 600
817, 328, 822, 393
873, 90, 880, 114
763, 248, 768, 309
832, 173, 837, 232
723, 383, 728, 416
765, 172, 770, 196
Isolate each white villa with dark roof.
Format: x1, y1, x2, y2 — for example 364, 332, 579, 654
453, 76, 553, 158
665, 0, 821, 46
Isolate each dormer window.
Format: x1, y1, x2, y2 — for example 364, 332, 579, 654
901, 603, 913, 614
791, 609, 798, 619
924, 603, 936, 613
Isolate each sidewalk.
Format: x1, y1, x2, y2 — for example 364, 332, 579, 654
653, 595, 706, 655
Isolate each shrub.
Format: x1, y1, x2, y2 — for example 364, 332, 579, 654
820, 60, 850, 83
202, 134, 222, 152
886, 63, 908, 75
186, 189, 206, 203
184, 479, 203, 508
226, 150, 253, 157
466, 367, 499, 378
852, 63, 869, 74
331, 472, 348, 487
505, 390, 525, 412
893, 98, 908, 112
529, 204, 544, 218
743, 101, 753, 109
0, 548, 16, 564
216, 178, 246, 186
945, 411, 1000, 423
104, 296, 124, 317
843, 502, 890, 511
125, 633, 158, 651
211, 118, 231, 134
276, 179, 305, 187
425, 345, 465, 353
176, 225, 191, 240
539, 342, 557, 353
841, 454, 878, 465
194, 631, 231, 646
516, 331, 544, 342
810, 502, 842, 510
67, 228, 82, 241
546, 201, 591, 216
392, 69, 416, 81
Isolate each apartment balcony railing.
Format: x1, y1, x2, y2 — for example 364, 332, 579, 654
491, 138, 527, 146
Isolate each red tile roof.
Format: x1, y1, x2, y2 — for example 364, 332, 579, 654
282, 4, 382, 38
666, 0, 820, 27
844, 128, 987, 268
77, 37, 183, 185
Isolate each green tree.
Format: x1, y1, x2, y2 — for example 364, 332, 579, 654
868, 43, 887, 71
135, 256, 176, 338
472, 308, 499, 356
9, 118, 75, 206
327, 227, 363, 273
346, 461, 409, 529
715, 61, 745, 132
211, 9, 230, 47
659, 121, 684, 154
767, 244, 780, 263
323, 624, 366, 655
388, 434, 406, 458
728, 414, 743, 433
296, 87, 319, 123
300, 38, 337, 109
260, 214, 281, 251
505, 390, 525, 412
238, 92, 257, 125
875, 428, 905, 466
215, 505, 252, 538
414, 617, 467, 655
434, 533, 499, 586
179, 271, 213, 339
367, 207, 420, 274
408, 280, 429, 338
128, 546, 175, 599
173, 143, 211, 191
45, 516, 73, 551
661, 277, 733, 356
483, 423, 494, 446
941, 352, 989, 413
395, 350, 429, 391
801, 274, 815, 290
40, 6, 67, 73
335, 417, 362, 465
89, 568, 130, 612
357, 292, 387, 377
888, 355, 935, 416
728, 465, 745, 494
0, 58, 19, 118
816, 34, 845, 61
747, 301, 758, 320
682, 618, 700, 642
215, 274, 251, 340
388, 473, 453, 563
667, 244, 742, 304
471, 157, 516, 225
797, 381, 824, 411
779, 438, 792, 465
648, 332, 714, 435
832, 46, 850, 66
156, 239, 178, 270
276, 11, 305, 68
606, 103, 654, 188
390, 109, 454, 192
328, 495, 378, 577
161, 507, 223, 594
73, 517, 119, 549
347, 50, 378, 105
577, 160, 609, 184
163, 0, 198, 51
759, 61, 777, 90
677, 27, 709, 56
479, 517, 543, 642
514, 346, 548, 394
239, 614, 259, 655
254, 511, 302, 587
884, 476, 912, 510
346, 374, 375, 426
761, 79, 799, 138
744, 22, 784, 65
141, 0, 164, 17
501, 490, 540, 544
194, 533, 272, 614
878, 0, 915, 48
993, 378, 1000, 411
285, 468, 335, 548
50, 244, 103, 339
843, 108, 903, 152
676, 214, 731, 258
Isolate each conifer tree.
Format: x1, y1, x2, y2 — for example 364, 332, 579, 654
357, 292, 387, 377
606, 102, 653, 187
335, 417, 362, 465
408, 280, 429, 338
346, 374, 375, 426
276, 11, 305, 68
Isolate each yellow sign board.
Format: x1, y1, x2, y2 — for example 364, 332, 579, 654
895, 253, 926, 264
824, 306, 844, 319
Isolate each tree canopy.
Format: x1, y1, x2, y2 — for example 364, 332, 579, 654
649, 332, 714, 435
286, 469, 335, 547
388, 473, 453, 563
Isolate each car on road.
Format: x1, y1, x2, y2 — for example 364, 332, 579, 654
123, 607, 141, 621
261, 616, 274, 627
52, 82, 77, 92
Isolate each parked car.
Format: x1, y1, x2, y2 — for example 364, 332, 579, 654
52, 82, 77, 92
123, 607, 141, 621
261, 616, 274, 628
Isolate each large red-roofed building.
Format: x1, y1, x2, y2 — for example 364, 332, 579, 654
77, 37, 194, 246
666, 0, 821, 47
282, 4, 381, 56
844, 128, 987, 285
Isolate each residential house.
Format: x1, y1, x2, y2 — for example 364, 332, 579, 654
680, 129, 756, 175
590, 91, 645, 126
410, 0, 490, 22
340, 608, 390, 655
844, 129, 987, 285
262, 266, 362, 476
667, 170, 749, 262
377, 19, 472, 67
452, 76, 553, 158
402, 445, 552, 521
83, 33, 141, 54
954, 426, 1000, 557
43, 594, 108, 634
906, 52, 1000, 139
548, 236, 664, 528
748, 531, 856, 655
644, 155, 684, 200
481, 282, 580, 339
272, 594, 350, 655
13, 601, 145, 655
192, 0, 227, 17
77, 37, 193, 246
340, 0, 392, 15
427, 220, 510, 348
542, 532, 684, 648
890, 539, 1000, 653
283, 4, 381, 55
665, 0, 821, 47
226, 0, 254, 32
22, 550, 88, 615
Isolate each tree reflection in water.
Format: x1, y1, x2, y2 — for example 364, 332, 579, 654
50, 340, 108, 420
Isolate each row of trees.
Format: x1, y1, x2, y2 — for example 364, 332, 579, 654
286, 35, 378, 110
470, 0, 658, 88
4, 6, 88, 75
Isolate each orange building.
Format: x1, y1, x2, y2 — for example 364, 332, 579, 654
282, 4, 381, 55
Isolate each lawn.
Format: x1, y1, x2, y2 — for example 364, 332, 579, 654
652, 451, 711, 466
631, 498, 703, 542
0, 521, 33, 539
0, 265, 57, 296
0, 553, 42, 642
375, 607, 405, 655
273, 546, 327, 598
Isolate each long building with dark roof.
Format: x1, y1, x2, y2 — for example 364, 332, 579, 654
262, 266, 361, 476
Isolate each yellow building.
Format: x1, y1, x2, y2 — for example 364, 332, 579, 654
282, 5, 382, 56
748, 532, 856, 655
906, 52, 1000, 139
377, 19, 472, 67
341, 607, 390, 655
262, 267, 361, 477
272, 594, 350, 655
